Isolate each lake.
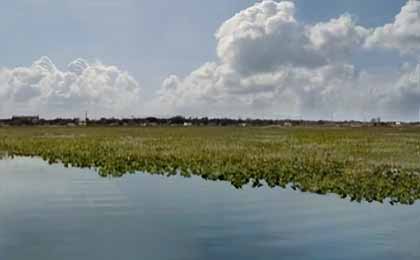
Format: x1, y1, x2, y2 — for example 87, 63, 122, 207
1, 157, 419, 260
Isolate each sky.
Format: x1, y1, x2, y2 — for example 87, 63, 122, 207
1, 0, 420, 121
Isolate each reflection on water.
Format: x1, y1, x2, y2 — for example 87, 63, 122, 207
0, 157, 420, 260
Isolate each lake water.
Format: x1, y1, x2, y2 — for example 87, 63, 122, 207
1, 157, 420, 260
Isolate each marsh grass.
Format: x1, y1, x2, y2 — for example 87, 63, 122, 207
1, 126, 420, 205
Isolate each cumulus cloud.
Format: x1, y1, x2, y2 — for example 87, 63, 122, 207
308, 14, 370, 60
383, 64, 420, 120
0, 57, 141, 118
215, 1, 326, 74
157, 1, 367, 119
157, 0, 420, 120
366, 0, 420, 55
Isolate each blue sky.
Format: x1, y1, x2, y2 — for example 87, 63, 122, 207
1, 0, 419, 120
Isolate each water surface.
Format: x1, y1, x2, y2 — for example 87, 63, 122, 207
1, 157, 419, 260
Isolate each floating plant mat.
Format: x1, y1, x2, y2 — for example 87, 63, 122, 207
1, 126, 420, 205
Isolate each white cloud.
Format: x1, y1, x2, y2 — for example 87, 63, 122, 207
156, 0, 420, 120
383, 64, 420, 120
366, 0, 420, 55
215, 1, 326, 75
0, 56, 141, 118
157, 1, 365, 119
308, 14, 370, 60
158, 61, 364, 119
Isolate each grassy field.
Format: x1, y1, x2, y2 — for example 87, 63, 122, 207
1, 126, 420, 205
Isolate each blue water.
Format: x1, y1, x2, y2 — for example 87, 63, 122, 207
0, 157, 419, 260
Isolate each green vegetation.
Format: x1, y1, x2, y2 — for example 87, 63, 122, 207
1, 126, 420, 205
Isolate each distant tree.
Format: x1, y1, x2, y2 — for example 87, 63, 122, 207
169, 116, 185, 125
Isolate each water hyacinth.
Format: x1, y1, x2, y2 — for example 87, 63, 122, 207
1, 126, 420, 205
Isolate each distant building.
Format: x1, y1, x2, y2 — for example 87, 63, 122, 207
78, 119, 87, 126
183, 122, 193, 127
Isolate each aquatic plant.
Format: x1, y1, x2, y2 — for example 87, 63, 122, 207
1, 126, 420, 205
